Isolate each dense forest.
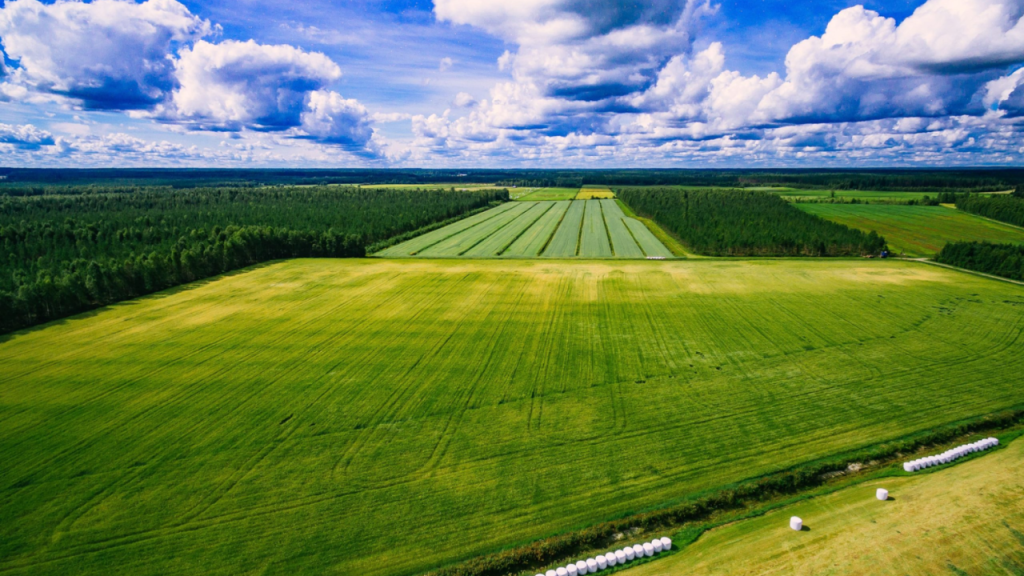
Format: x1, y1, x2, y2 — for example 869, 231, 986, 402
617, 188, 887, 257
0, 186, 506, 334
936, 242, 1024, 282
2, 168, 1022, 194
955, 192, 1024, 228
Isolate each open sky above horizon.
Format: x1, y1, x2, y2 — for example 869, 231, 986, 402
0, 0, 1022, 168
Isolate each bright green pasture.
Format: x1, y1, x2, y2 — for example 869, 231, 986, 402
381, 200, 673, 259
630, 436, 1024, 576
517, 188, 580, 201
798, 204, 1024, 257
2, 259, 1024, 575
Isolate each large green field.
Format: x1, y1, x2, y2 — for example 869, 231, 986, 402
377, 200, 673, 259
631, 435, 1024, 575
798, 204, 1024, 257
2, 259, 1024, 575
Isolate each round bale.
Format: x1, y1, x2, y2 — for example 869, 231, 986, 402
567, 564, 578, 576
632, 544, 645, 558
660, 537, 672, 550
615, 550, 627, 563
877, 488, 889, 501
652, 539, 663, 553
596, 556, 607, 570
586, 558, 598, 572
624, 547, 636, 561
790, 516, 803, 531
642, 542, 654, 557
604, 552, 617, 567
576, 560, 588, 575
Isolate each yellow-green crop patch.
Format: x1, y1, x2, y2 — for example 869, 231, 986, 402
517, 187, 581, 201
379, 200, 672, 258
2, 259, 1024, 575
577, 187, 616, 200
629, 436, 1024, 576
798, 204, 1024, 257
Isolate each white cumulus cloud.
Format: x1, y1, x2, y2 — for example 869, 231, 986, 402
0, 0, 214, 109
168, 39, 342, 131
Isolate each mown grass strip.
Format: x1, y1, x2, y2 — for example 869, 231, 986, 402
504, 201, 571, 257
465, 203, 553, 257
579, 200, 613, 258
543, 200, 586, 257
601, 200, 645, 258
376, 202, 520, 256
418, 202, 534, 256
623, 219, 675, 258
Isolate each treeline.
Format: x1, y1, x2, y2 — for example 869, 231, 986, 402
955, 193, 1024, 228
0, 186, 507, 334
617, 188, 886, 257
3, 168, 1022, 193
936, 242, 1024, 282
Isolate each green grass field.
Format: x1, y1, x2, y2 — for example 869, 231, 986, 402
631, 435, 1024, 575
3, 259, 1024, 575
379, 200, 672, 259
797, 204, 1024, 257
516, 188, 580, 201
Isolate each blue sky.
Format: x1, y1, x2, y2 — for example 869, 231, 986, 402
0, 0, 1022, 167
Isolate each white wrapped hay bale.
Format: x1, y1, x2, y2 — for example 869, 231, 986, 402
660, 537, 672, 550
567, 564, 578, 576
604, 552, 616, 567
903, 462, 913, 472
546, 570, 557, 576
624, 547, 636, 561
596, 556, 607, 570
877, 488, 889, 501
632, 544, 645, 558
642, 542, 654, 557
576, 560, 588, 575
651, 539, 663, 553
615, 550, 626, 564
790, 516, 803, 531
557, 567, 568, 576
586, 558, 598, 572
993, 437, 1000, 446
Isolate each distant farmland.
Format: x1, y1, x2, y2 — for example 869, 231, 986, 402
798, 204, 1024, 257
377, 199, 674, 258
2, 258, 1024, 576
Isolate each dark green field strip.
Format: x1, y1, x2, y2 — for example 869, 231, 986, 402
579, 200, 613, 258
624, 218, 675, 258
543, 200, 587, 257
464, 202, 554, 257
600, 199, 645, 258
798, 204, 1024, 257
1, 259, 1024, 575
418, 202, 535, 257
376, 202, 520, 256
503, 201, 572, 257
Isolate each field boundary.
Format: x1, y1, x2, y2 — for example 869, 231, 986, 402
909, 258, 1024, 287
425, 407, 1024, 576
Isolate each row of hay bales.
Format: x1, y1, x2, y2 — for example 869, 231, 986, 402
902, 437, 999, 472
535, 537, 672, 576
